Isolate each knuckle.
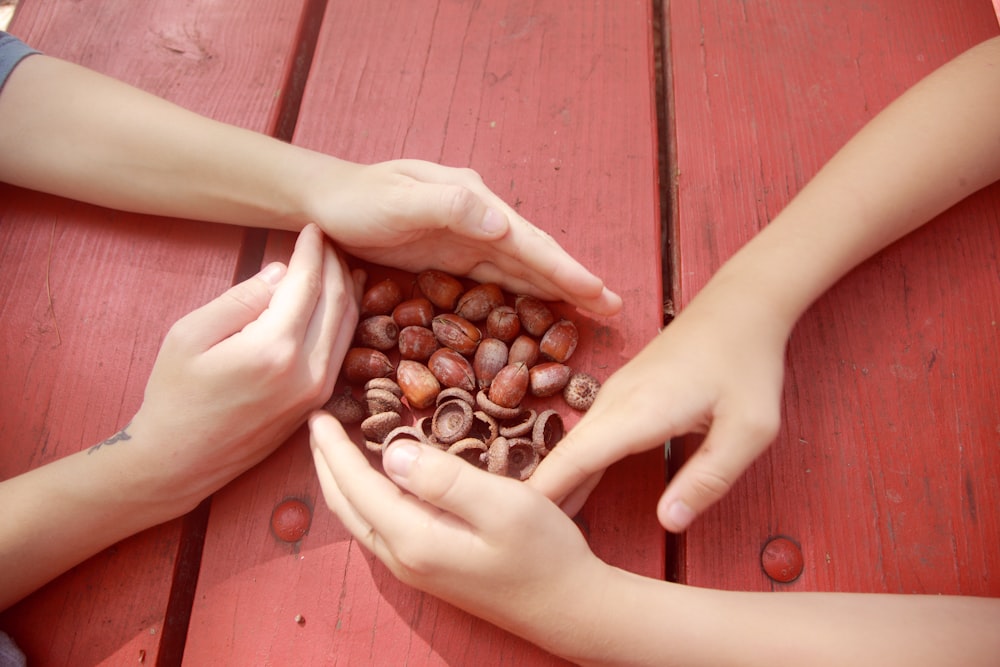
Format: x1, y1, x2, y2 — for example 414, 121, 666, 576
686, 467, 735, 504
441, 184, 479, 224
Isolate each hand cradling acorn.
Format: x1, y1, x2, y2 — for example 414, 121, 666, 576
325, 269, 601, 480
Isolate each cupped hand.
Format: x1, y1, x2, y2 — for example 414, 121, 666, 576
308, 412, 610, 653
128, 224, 362, 509
305, 158, 622, 316
528, 281, 790, 532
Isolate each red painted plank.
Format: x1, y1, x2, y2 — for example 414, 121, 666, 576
184, 1, 665, 664
0, 0, 316, 663
667, 1, 1000, 594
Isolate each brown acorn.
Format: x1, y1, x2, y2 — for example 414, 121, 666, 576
431, 399, 474, 444
344, 347, 394, 383
324, 388, 365, 424
485, 306, 521, 342
515, 295, 556, 337
428, 347, 476, 393
417, 270, 464, 310
473, 338, 509, 390
361, 278, 403, 316
395, 360, 441, 409
392, 297, 434, 328
432, 313, 482, 355
528, 362, 572, 397
488, 362, 529, 408
508, 335, 539, 368
355, 315, 400, 351
397, 325, 439, 361
564, 372, 600, 411
539, 319, 579, 363
454, 283, 504, 322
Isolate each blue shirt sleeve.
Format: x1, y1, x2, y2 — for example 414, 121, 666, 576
0, 31, 40, 93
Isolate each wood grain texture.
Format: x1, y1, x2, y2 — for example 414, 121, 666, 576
0, 0, 314, 663
667, 0, 1000, 594
184, 1, 665, 664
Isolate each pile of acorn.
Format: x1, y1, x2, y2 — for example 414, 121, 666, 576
325, 269, 600, 480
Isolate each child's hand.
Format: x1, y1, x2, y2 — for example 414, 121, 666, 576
124, 224, 361, 511
529, 281, 790, 532
309, 412, 610, 657
305, 159, 623, 317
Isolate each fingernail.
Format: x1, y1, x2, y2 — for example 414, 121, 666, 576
480, 207, 506, 234
258, 262, 285, 286
665, 500, 695, 532
384, 443, 420, 478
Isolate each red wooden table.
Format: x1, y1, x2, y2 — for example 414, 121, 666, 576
1, 1, 998, 665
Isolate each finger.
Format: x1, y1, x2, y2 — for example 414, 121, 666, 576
169, 261, 286, 351
260, 224, 326, 338
527, 410, 650, 504
301, 242, 357, 387
310, 440, 376, 543
308, 412, 407, 559
656, 413, 778, 532
380, 440, 520, 531
555, 470, 604, 517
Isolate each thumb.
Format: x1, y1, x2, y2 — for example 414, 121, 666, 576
171, 262, 286, 351
657, 414, 778, 532
382, 441, 511, 530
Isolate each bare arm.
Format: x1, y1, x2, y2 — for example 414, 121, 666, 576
311, 418, 1000, 667
530, 35, 1000, 530
0, 53, 621, 313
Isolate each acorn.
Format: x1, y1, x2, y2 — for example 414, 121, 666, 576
366, 388, 404, 416
355, 315, 399, 351
417, 270, 464, 310
473, 338, 509, 389
361, 278, 403, 316
564, 372, 600, 411
529, 362, 573, 397
428, 347, 476, 393
485, 305, 521, 342
515, 295, 555, 337
395, 360, 441, 409
392, 297, 434, 328
508, 335, 539, 368
344, 347, 394, 383
454, 283, 504, 322
432, 313, 482, 355
324, 388, 365, 424
361, 410, 402, 444
397, 325, 439, 361
488, 362, 529, 409
539, 319, 579, 363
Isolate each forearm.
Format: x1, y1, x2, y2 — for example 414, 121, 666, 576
0, 436, 184, 610
0, 54, 337, 230
703, 35, 1000, 333
558, 568, 1000, 667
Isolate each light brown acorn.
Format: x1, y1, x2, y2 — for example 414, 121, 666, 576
428, 347, 476, 393
515, 295, 556, 337
508, 335, 539, 368
528, 362, 572, 397
395, 360, 441, 409
392, 297, 435, 328
432, 313, 482, 355
417, 270, 464, 310
488, 362, 529, 409
344, 347, 394, 383
397, 325, 439, 361
485, 305, 521, 342
355, 315, 400, 351
473, 338, 509, 390
361, 278, 403, 316
564, 372, 601, 411
454, 283, 504, 322
539, 319, 579, 363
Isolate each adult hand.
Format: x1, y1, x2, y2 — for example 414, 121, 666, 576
304, 158, 623, 316
528, 281, 789, 532
309, 412, 610, 657
124, 224, 361, 510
